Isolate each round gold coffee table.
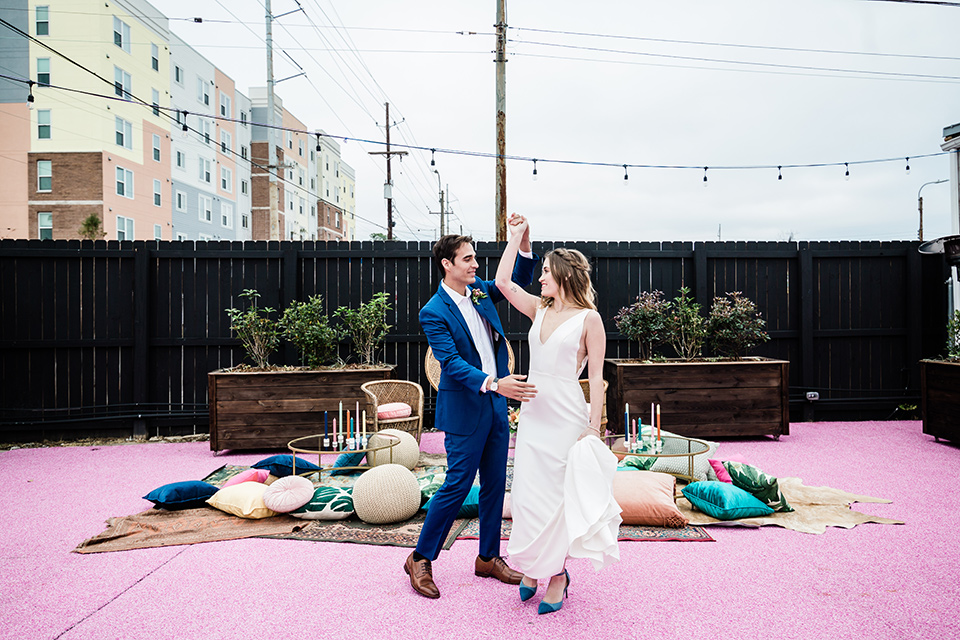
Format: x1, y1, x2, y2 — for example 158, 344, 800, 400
287, 433, 400, 478
604, 434, 711, 483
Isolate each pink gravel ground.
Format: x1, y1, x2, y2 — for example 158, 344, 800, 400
1, 420, 958, 640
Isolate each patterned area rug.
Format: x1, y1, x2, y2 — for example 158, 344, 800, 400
456, 518, 713, 542
264, 513, 469, 549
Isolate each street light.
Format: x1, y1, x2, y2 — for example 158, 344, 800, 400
918, 179, 949, 241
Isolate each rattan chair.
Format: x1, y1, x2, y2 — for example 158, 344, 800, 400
361, 380, 425, 444
579, 378, 609, 429
424, 342, 516, 392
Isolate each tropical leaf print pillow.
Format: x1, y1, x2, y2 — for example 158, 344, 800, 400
290, 486, 355, 520
722, 461, 794, 512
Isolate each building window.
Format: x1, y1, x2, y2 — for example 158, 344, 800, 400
286, 131, 292, 149
38, 212, 52, 239
197, 77, 209, 105
299, 197, 304, 214
240, 145, 248, 160
240, 111, 247, 126
151, 43, 159, 71
176, 232, 188, 241
198, 233, 213, 241
36, 6, 49, 35
154, 223, 162, 240
241, 212, 249, 229
220, 131, 231, 154
240, 179, 248, 195
116, 215, 133, 240
336, 211, 341, 227
152, 88, 160, 116
220, 167, 232, 192
298, 139, 304, 157
310, 204, 315, 217
153, 179, 162, 206
298, 168, 304, 186
115, 116, 132, 149
37, 109, 51, 139
175, 149, 185, 169
174, 65, 183, 85
113, 17, 131, 53
221, 202, 233, 229
176, 190, 187, 212
37, 58, 50, 86
199, 157, 211, 183
114, 66, 131, 98
199, 195, 212, 222
115, 166, 133, 198
37, 160, 51, 191
152, 134, 161, 162
220, 93, 231, 118
310, 177, 315, 190
310, 149, 314, 162
201, 119, 212, 145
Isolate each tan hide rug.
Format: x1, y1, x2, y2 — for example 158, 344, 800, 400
678, 477, 904, 534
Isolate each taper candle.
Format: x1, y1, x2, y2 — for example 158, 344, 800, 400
339, 402, 343, 439
656, 404, 661, 440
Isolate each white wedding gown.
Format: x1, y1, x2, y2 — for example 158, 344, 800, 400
506, 308, 622, 579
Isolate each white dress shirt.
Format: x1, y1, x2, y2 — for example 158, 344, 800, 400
442, 280, 497, 393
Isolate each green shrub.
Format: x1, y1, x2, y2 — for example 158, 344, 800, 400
706, 291, 770, 360
279, 294, 340, 368
335, 292, 392, 365
225, 289, 278, 369
947, 310, 960, 361
614, 291, 671, 361
666, 287, 706, 361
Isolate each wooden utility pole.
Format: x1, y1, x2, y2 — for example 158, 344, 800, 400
368, 102, 407, 239
265, 0, 280, 240
494, 0, 507, 241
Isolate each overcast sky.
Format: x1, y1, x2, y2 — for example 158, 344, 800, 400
163, 0, 960, 242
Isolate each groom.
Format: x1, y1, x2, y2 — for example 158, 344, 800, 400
405, 218, 538, 599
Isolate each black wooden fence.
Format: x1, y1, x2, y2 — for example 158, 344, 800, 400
0, 239, 949, 442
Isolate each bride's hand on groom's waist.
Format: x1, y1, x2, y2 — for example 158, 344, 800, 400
496, 374, 538, 402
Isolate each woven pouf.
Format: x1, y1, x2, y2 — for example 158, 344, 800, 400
352, 463, 421, 524
366, 428, 419, 470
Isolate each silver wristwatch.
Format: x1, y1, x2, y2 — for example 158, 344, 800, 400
489, 377, 499, 393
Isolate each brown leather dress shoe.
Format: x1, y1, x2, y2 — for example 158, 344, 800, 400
404, 552, 440, 599
474, 556, 524, 585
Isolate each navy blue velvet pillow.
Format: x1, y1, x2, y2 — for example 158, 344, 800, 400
143, 481, 219, 510
251, 454, 320, 477
329, 450, 367, 476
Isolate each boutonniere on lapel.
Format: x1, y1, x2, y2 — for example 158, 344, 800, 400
470, 288, 488, 306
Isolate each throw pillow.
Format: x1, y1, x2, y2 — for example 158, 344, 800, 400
648, 430, 719, 482
262, 475, 315, 513
143, 481, 219, 510
222, 468, 270, 488
423, 484, 480, 519
290, 486, 355, 520
377, 402, 412, 420
681, 481, 775, 520
612, 471, 688, 528
417, 472, 446, 506
619, 455, 656, 471
251, 454, 320, 478
708, 459, 733, 483
329, 450, 366, 476
723, 461, 794, 512
207, 482, 278, 519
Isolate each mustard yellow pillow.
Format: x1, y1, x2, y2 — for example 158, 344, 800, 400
207, 482, 278, 519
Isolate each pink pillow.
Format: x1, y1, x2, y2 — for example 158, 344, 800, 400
222, 468, 270, 488
612, 471, 688, 528
377, 402, 412, 420
709, 459, 733, 483
262, 475, 315, 513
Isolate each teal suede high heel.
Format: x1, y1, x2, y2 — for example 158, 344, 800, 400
537, 569, 569, 615
519, 579, 537, 602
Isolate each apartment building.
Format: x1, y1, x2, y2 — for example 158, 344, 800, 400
316, 131, 347, 240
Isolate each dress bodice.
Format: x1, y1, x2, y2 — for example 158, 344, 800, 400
527, 307, 590, 381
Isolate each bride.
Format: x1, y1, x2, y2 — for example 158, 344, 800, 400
494, 213, 621, 615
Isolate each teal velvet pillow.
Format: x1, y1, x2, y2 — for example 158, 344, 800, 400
424, 484, 480, 518
144, 480, 219, 510
251, 455, 320, 478
681, 481, 775, 521
329, 451, 366, 476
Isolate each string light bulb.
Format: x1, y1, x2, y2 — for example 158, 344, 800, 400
316, 133, 321, 152
905, 157, 911, 175
703, 166, 708, 186
777, 166, 783, 181
844, 163, 850, 181
532, 159, 538, 181
623, 164, 629, 186
430, 149, 435, 166
181, 110, 188, 132
27, 80, 34, 110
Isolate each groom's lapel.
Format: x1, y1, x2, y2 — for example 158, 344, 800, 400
437, 285, 477, 354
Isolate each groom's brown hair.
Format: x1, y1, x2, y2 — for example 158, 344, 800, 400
433, 234, 474, 279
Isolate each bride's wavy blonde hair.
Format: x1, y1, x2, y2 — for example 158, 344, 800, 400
540, 248, 597, 310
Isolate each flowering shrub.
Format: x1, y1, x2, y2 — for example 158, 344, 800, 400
613, 291, 671, 361
705, 291, 770, 360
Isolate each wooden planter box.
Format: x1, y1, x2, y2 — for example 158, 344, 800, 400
208, 366, 395, 451
921, 359, 960, 443
603, 358, 790, 439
